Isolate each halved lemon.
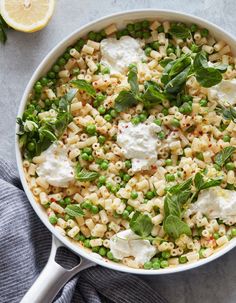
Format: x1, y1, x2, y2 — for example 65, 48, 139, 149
0, 0, 55, 33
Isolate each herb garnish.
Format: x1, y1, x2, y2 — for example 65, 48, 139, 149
71, 79, 96, 98
65, 204, 84, 217
75, 162, 99, 182
130, 211, 153, 237
214, 146, 236, 167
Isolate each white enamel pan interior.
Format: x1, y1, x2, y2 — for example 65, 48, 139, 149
16, 9, 236, 303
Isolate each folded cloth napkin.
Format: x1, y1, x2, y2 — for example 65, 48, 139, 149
0, 159, 168, 303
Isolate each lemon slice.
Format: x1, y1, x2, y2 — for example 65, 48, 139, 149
0, 0, 55, 33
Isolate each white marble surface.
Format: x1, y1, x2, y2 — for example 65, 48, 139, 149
1, 0, 236, 302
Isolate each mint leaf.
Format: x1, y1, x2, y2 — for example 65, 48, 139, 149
130, 211, 153, 237
195, 67, 222, 88
165, 65, 191, 94
164, 215, 192, 239
215, 146, 236, 167
194, 172, 222, 190
169, 23, 191, 39
114, 91, 138, 112
71, 79, 96, 97
128, 65, 139, 95
193, 51, 208, 71
65, 205, 84, 217
76, 169, 99, 181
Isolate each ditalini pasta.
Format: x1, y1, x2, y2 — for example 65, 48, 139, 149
18, 19, 236, 270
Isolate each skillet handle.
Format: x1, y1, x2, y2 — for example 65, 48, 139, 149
20, 236, 96, 303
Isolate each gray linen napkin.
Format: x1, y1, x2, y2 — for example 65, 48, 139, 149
0, 159, 168, 303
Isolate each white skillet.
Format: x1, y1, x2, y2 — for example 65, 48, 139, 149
15, 9, 236, 303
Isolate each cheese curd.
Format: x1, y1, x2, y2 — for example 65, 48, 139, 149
117, 121, 161, 172
36, 142, 74, 187
110, 229, 157, 265
207, 79, 236, 105
100, 36, 146, 75
190, 187, 236, 224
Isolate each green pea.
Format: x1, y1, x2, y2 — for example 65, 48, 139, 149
40, 77, 48, 86
34, 84, 42, 93
59, 199, 66, 207
98, 135, 106, 144
88, 155, 94, 162
122, 210, 130, 220
143, 31, 151, 39
125, 160, 132, 169
27, 142, 35, 151
157, 25, 164, 33
107, 251, 114, 260
162, 108, 169, 116
110, 186, 118, 194
225, 162, 234, 171
196, 152, 204, 161
158, 131, 165, 140
213, 232, 220, 240
102, 67, 110, 74
190, 23, 198, 32
152, 261, 161, 269
64, 197, 71, 205
199, 99, 208, 107
104, 114, 112, 122
99, 247, 107, 256
100, 29, 106, 38
161, 251, 171, 259
131, 116, 140, 125
165, 159, 172, 166
83, 147, 92, 155
165, 173, 175, 182
113, 211, 120, 218
134, 22, 142, 31
179, 102, 192, 114
86, 123, 96, 135
214, 163, 221, 171
106, 182, 112, 190
131, 191, 138, 199
84, 239, 91, 248
75, 38, 85, 51
142, 20, 150, 29
96, 94, 106, 103
154, 118, 162, 126
139, 113, 147, 122
223, 134, 231, 142
151, 41, 160, 50
49, 215, 57, 224
179, 256, 187, 264
199, 248, 205, 258
160, 260, 169, 268
231, 228, 236, 237
58, 57, 66, 66
98, 175, 106, 184
78, 235, 86, 242
127, 23, 135, 32
123, 174, 131, 182
48, 71, 56, 79
91, 205, 99, 214
201, 28, 209, 37
171, 118, 180, 128
146, 191, 155, 200
144, 261, 152, 269
92, 246, 100, 253
88, 31, 96, 40
145, 47, 152, 56
110, 109, 118, 118
52, 64, 60, 73
100, 161, 109, 170
81, 153, 89, 161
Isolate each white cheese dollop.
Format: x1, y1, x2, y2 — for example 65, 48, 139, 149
36, 142, 74, 188
117, 121, 161, 172
207, 79, 236, 105
110, 229, 157, 265
190, 187, 236, 224
100, 36, 146, 75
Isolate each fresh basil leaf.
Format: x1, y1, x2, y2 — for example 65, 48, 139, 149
130, 211, 153, 237
169, 55, 191, 78
76, 169, 99, 181
165, 65, 191, 94
169, 23, 191, 39
128, 65, 139, 95
195, 67, 222, 88
193, 51, 208, 71
164, 194, 182, 218
215, 146, 236, 167
71, 79, 96, 98
114, 90, 138, 112
164, 215, 192, 239
65, 204, 84, 217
